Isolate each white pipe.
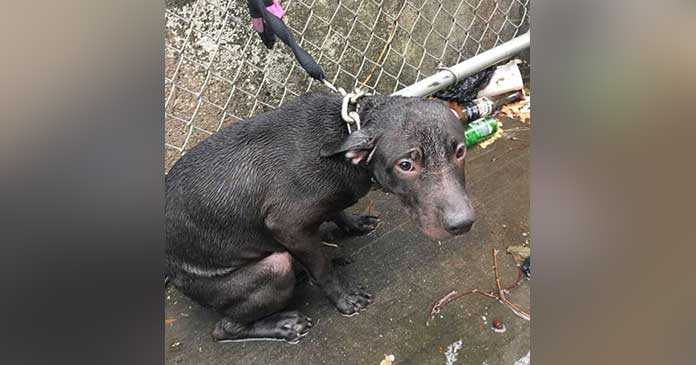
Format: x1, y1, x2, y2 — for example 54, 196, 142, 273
392, 32, 530, 97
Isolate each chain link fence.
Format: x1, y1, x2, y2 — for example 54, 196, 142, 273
165, 0, 530, 172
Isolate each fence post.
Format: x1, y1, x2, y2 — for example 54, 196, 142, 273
392, 32, 530, 98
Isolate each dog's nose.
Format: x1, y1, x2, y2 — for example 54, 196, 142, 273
444, 214, 475, 235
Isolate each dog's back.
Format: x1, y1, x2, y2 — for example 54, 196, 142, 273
165, 92, 371, 275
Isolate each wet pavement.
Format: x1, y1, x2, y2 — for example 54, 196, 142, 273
165, 116, 530, 364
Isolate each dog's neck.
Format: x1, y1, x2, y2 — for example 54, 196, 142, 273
353, 95, 393, 129
348, 96, 398, 183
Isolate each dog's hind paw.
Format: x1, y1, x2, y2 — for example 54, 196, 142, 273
213, 311, 313, 344
273, 311, 313, 343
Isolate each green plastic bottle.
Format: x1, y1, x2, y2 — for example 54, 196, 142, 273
465, 116, 498, 147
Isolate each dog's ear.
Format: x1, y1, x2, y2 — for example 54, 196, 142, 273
320, 129, 377, 165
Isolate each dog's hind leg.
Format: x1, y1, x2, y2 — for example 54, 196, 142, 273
213, 310, 312, 344
180, 252, 312, 343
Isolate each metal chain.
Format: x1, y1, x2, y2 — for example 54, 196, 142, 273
322, 79, 367, 134
340, 89, 366, 134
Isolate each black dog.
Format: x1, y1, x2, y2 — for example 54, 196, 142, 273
165, 92, 475, 343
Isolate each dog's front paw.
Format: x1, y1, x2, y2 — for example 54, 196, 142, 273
335, 287, 372, 316
341, 214, 381, 236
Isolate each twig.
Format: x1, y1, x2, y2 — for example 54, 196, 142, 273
426, 289, 495, 326
501, 127, 530, 133
491, 248, 530, 320
427, 289, 461, 321
426, 248, 530, 324
503, 301, 530, 321
508, 136, 527, 142
491, 146, 525, 162
493, 248, 506, 300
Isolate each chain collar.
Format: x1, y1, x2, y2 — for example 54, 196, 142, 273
322, 79, 368, 134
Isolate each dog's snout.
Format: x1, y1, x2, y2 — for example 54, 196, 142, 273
444, 213, 475, 235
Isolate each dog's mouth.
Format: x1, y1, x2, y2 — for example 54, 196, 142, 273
411, 211, 474, 240
404, 203, 474, 241
420, 223, 473, 241
410, 211, 456, 241
420, 226, 454, 241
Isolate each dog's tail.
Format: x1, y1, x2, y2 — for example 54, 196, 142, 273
248, 0, 326, 81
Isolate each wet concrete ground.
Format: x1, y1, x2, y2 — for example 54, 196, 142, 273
165, 116, 530, 364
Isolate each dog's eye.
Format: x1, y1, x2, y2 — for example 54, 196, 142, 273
455, 144, 466, 159
398, 160, 413, 171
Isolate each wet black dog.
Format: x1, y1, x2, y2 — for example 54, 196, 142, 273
165, 92, 475, 343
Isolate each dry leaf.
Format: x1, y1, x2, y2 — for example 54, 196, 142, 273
165, 319, 177, 325
506, 245, 530, 262
499, 90, 531, 123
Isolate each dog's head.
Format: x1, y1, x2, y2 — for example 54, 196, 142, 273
322, 96, 475, 240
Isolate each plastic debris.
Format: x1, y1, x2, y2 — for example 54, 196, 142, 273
521, 256, 531, 278
477, 59, 524, 98
432, 67, 496, 105
465, 117, 500, 147
515, 351, 531, 365
444, 340, 464, 365
477, 120, 505, 149
379, 354, 395, 365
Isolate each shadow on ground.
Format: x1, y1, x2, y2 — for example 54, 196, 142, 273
165, 115, 530, 364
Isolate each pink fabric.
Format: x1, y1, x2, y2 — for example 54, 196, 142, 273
251, 17, 265, 32
266, 0, 285, 19
250, 0, 285, 33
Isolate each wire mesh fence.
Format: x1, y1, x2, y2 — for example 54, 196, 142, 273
165, 0, 530, 172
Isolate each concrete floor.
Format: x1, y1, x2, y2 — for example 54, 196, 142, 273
165, 116, 530, 364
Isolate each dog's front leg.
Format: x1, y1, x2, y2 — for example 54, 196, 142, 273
266, 218, 372, 316
333, 210, 380, 236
